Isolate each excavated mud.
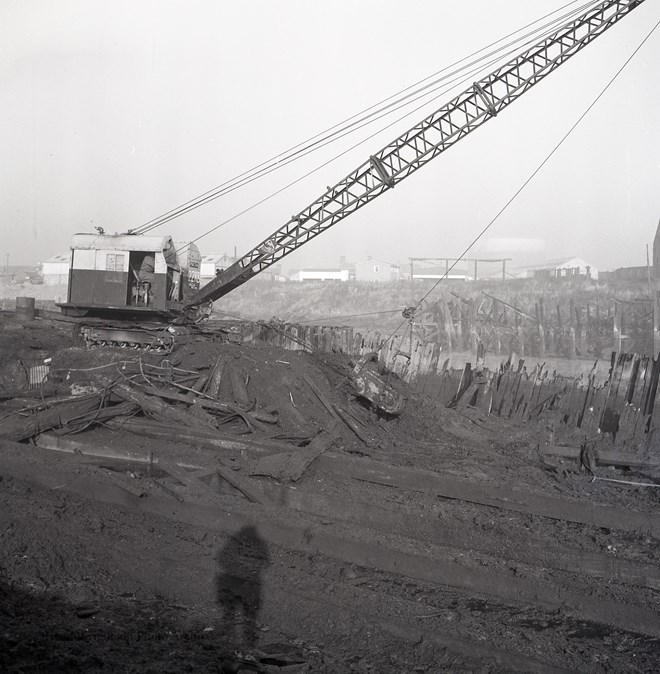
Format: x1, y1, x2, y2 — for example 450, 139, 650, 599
1, 312, 659, 673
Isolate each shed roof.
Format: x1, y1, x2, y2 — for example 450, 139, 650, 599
200, 253, 229, 264
71, 233, 174, 253
43, 253, 70, 263
355, 258, 398, 267
526, 256, 594, 271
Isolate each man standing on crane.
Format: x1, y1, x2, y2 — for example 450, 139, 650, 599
137, 253, 155, 304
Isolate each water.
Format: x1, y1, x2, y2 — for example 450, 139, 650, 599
438, 350, 605, 381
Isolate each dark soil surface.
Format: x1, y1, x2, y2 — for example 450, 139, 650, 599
1, 312, 659, 673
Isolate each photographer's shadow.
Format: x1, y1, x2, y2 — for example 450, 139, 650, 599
215, 525, 270, 652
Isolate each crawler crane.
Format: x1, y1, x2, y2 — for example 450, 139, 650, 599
59, 0, 647, 328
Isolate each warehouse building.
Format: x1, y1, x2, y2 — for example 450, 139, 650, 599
41, 253, 70, 285
524, 257, 598, 280
354, 258, 400, 282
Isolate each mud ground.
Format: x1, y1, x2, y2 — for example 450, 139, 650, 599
1, 312, 659, 673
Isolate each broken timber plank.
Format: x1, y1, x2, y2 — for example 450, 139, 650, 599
332, 404, 371, 446
191, 374, 209, 392
149, 476, 184, 502
262, 482, 660, 589
0, 396, 102, 441
139, 385, 277, 425
35, 432, 206, 470
158, 459, 220, 496
301, 373, 343, 425
158, 454, 270, 505
112, 382, 217, 430
213, 464, 271, 505
28, 431, 660, 590
0, 442, 658, 640
314, 454, 660, 538
227, 362, 251, 408
280, 398, 311, 433
187, 401, 218, 427
251, 428, 338, 482
157, 458, 269, 506
59, 400, 140, 426
95, 470, 146, 498
541, 444, 660, 471
205, 355, 227, 398
104, 416, 293, 455
100, 416, 660, 538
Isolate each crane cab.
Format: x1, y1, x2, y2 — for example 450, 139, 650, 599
57, 233, 200, 319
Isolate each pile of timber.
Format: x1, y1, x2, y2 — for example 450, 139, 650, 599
0, 355, 364, 484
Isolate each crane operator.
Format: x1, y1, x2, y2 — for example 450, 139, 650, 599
137, 253, 155, 304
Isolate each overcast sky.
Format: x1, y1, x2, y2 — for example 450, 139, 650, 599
1, 0, 659, 274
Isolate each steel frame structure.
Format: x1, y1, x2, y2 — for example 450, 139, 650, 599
409, 257, 513, 281
188, 0, 646, 307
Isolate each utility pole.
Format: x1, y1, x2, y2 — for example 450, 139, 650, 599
654, 221, 660, 356
647, 243, 652, 298
5, 253, 8, 273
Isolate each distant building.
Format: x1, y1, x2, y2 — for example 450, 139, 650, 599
289, 268, 350, 282
200, 253, 236, 283
257, 266, 286, 282
199, 253, 285, 285
42, 253, 70, 285
410, 265, 472, 282
602, 265, 651, 282
354, 258, 400, 282
522, 257, 598, 280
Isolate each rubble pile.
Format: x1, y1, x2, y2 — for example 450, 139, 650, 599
1, 337, 405, 453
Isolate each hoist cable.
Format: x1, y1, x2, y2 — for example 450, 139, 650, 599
179, 7, 599, 250
381, 15, 660, 347
132, 1, 596, 236
135, 1, 593, 235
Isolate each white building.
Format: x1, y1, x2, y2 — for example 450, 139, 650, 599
200, 253, 236, 283
41, 253, 70, 285
289, 268, 350, 282
409, 264, 472, 282
524, 257, 598, 280
354, 258, 400, 282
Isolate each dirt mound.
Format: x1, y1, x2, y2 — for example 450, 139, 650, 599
0, 315, 78, 395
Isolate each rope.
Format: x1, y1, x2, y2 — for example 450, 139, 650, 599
180, 13, 589, 252
131, 1, 596, 236
380, 15, 660, 347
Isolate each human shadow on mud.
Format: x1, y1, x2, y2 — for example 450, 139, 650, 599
215, 526, 270, 652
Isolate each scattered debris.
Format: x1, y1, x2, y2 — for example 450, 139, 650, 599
250, 427, 340, 483
2, 313, 660, 674
332, 403, 372, 447
0, 396, 104, 441
588, 476, 660, 489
